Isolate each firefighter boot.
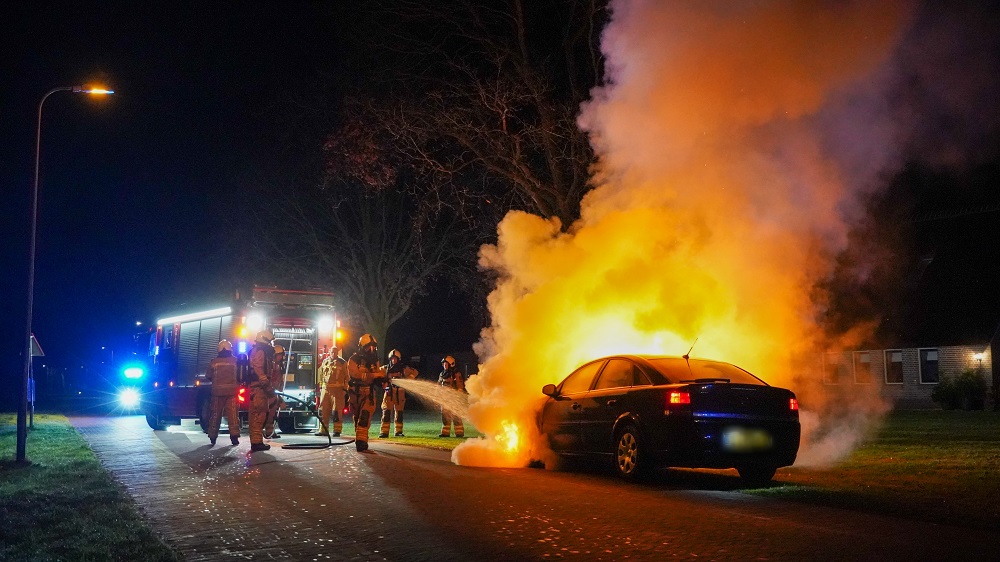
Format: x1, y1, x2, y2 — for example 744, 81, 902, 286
231, 436, 240, 446
395, 432, 404, 437
356, 440, 368, 452
378, 433, 389, 438
210, 438, 217, 446
250, 443, 271, 452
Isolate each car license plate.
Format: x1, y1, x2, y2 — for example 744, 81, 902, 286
722, 427, 773, 452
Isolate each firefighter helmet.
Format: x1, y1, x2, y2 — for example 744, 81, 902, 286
388, 349, 402, 363
273, 344, 285, 355
217, 340, 233, 352
441, 355, 455, 369
359, 333, 377, 350
255, 330, 274, 343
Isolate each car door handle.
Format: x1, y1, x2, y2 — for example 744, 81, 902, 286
571, 402, 581, 411
606, 399, 617, 407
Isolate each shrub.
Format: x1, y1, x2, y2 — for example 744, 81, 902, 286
931, 368, 988, 410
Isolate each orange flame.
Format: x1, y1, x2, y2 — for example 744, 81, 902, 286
496, 420, 520, 453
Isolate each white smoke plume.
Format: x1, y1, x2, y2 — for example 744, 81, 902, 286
455, 1, 920, 468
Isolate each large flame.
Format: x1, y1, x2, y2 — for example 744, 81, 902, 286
455, 1, 912, 468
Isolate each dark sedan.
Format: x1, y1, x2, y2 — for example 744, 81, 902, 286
539, 355, 800, 484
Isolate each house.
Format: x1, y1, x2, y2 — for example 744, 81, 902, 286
823, 341, 995, 409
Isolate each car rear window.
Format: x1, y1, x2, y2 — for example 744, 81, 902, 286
647, 358, 767, 385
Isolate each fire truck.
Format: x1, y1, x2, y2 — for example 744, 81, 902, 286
140, 286, 339, 433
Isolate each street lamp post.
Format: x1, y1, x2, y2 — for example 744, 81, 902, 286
18, 85, 114, 463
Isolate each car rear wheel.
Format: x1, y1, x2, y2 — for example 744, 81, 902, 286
736, 465, 777, 485
614, 424, 646, 481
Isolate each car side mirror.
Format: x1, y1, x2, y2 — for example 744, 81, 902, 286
542, 383, 558, 397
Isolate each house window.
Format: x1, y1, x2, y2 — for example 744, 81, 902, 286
884, 350, 904, 384
853, 352, 873, 384
824, 353, 849, 384
919, 349, 939, 384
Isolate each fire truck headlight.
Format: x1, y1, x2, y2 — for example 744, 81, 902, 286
246, 313, 265, 332
123, 367, 144, 379
318, 316, 334, 333
119, 388, 140, 408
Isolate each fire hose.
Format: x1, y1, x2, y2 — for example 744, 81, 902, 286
272, 390, 355, 449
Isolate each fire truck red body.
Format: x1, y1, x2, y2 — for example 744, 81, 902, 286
141, 287, 338, 432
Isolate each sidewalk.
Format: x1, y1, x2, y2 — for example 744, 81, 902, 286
70, 415, 464, 561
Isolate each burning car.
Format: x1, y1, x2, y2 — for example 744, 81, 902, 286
538, 355, 800, 484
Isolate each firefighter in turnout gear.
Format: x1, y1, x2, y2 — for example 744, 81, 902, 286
438, 355, 466, 438
248, 330, 276, 452
379, 349, 418, 438
263, 344, 286, 439
205, 340, 241, 446
347, 334, 385, 452
316, 347, 349, 437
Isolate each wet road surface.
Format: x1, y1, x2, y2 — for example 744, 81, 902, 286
72, 415, 997, 561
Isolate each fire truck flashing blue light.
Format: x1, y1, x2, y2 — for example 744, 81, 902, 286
123, 367, 144, 379
238, 341, 248, 354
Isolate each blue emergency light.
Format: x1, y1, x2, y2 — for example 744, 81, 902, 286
238, 341, 248, 354
123, 366, 145, 379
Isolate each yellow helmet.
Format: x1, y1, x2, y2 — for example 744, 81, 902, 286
441, 355, 455, 369
255, 330, 274, 343
358, 333, 378, 354
388, 349, 402, 363
273, 344, 285, 355
217, 340, 232, 352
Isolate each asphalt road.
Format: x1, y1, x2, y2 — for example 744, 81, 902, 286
71, 415, 997, 561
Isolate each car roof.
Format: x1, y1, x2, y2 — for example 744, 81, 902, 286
606, 354, 728, 365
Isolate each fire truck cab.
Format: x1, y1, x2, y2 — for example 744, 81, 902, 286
141, 287, 338, 433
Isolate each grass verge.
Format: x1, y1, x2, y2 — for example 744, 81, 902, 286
0, 413, 179, 561
337, 408, 483, 450
751, 409, 1000, 532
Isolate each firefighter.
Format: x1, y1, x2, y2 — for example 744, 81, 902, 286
263, 344, 286, 439
248, 330, 276, 452
379, 349, 418, 438
438, 355, 466, 438
347, 333, 385, 452
205, 340, 240, 446
316, 347, 349, 437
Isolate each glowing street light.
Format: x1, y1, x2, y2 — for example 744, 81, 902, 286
18, 85, 115, 464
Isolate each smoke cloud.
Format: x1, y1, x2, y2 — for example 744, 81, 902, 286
455, 1, 918, 468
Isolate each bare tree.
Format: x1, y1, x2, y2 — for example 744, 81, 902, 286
243, 0, 607, 346
339, 0, 607, 228
254, 175, 479, 348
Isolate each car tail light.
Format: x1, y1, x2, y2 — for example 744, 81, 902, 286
789, 398, 799, 411
238, 387, 247, 403
668, 391, 691, 405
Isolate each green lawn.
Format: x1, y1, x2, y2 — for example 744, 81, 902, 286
339, 407, 484, 450
753, 410, 1000, 532
0, 414, 179, 562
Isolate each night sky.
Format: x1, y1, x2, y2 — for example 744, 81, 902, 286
2, 3, 362, 402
